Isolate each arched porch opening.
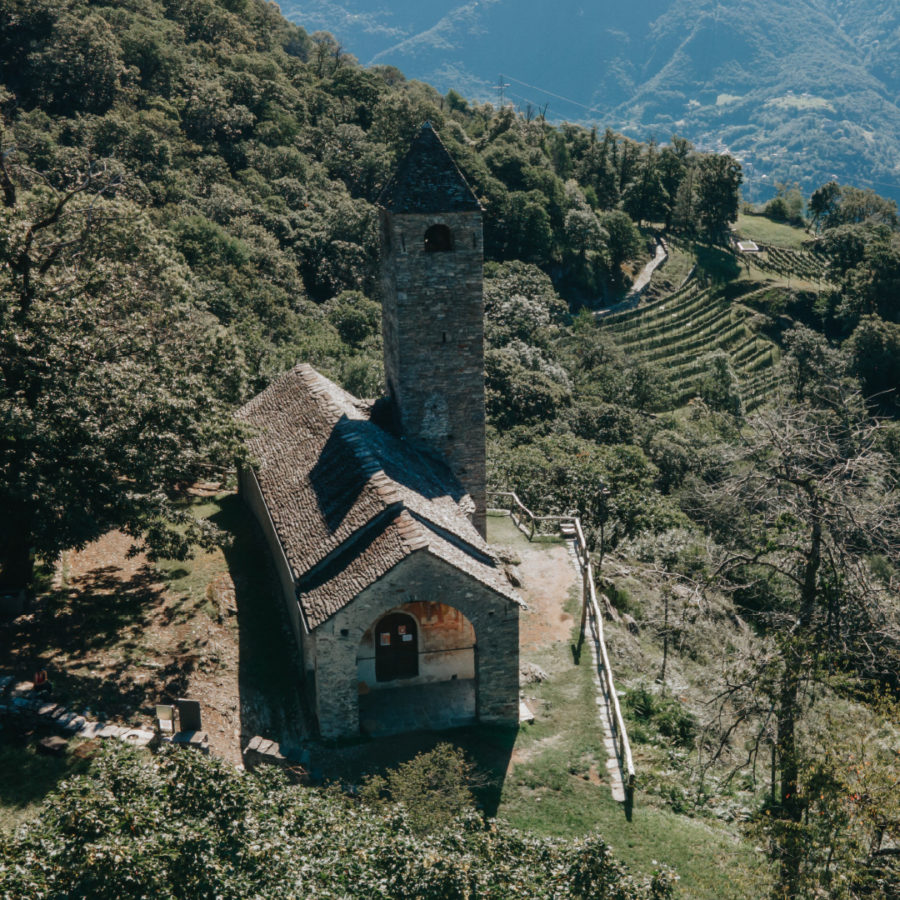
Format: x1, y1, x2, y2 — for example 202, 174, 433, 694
357, 600, 477, 736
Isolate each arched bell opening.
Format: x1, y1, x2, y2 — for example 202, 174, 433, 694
357, 601, 477, 736
424, 224, 453, 252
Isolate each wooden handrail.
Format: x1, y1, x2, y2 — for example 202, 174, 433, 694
487, 490, 636, 797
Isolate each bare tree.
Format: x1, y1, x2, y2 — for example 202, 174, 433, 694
688, 398, 900, 895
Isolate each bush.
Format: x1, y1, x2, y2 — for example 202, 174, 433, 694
359, 743, 477, 834
625, 684, 697, 748
0, 744, 676, 899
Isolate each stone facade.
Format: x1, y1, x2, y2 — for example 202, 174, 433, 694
379, 125, 487, 537
380, 210, 486, 536
312, 550, 519, 739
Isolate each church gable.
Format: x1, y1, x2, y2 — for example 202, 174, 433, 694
237, 364, 517, 631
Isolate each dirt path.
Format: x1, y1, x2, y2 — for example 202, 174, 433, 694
594, 238, 668, 317
513, 543, 578, 650
487, 516, 579, 651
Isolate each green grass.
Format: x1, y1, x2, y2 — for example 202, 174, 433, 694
736, 213, 809, 249
485, 518, 773, 899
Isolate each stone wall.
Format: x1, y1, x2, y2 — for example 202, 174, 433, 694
380, 208, 487, 537
313, 550, 519, 739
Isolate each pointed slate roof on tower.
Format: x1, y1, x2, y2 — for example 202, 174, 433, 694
378, 122, 482, 214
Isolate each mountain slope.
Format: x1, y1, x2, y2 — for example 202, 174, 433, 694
280, 0, 900, 201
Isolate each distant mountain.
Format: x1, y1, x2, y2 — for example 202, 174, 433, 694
278, 0, 900, 201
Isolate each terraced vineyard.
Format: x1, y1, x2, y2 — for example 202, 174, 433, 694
599, 282, 785, 412
750, 243, 827, 282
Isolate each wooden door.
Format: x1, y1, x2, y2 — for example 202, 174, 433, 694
375, 613, 419, 682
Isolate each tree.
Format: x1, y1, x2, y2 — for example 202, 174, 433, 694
846, 315, 900, 414
601, 210, 642, 282
692, 400, 900, 896
0, 744, 677, 899
695, 154, 742, 242
808, 181, 841, 234
697, 350, 742, 417
623, 141, 668, 227
0, 137, 242, 588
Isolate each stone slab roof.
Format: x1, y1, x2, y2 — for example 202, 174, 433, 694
296, 509, 518, 629
237, 364, 518, 629
378, 122, 482, 214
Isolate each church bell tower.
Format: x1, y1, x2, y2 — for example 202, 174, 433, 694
378, 123, 487, 536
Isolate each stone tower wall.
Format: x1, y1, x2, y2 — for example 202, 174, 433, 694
380, 208, 487, 536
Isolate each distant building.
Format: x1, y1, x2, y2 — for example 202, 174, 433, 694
238, 124, 521, 739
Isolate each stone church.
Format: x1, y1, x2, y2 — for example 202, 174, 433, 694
237, 124, 521, 740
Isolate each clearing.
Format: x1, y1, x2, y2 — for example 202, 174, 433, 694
0, 502, 771, 897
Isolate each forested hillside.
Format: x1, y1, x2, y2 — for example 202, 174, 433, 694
281, 0, 900, 202
0, 0, 746, 588
2, 1, 900, 898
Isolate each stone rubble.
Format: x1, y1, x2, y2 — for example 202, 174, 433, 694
0, 678, 156, 750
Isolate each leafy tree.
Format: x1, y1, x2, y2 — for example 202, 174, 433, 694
657, 137, 692, 231
764, 183, 804, 226
623, 141, 668, 227
0, 143, 242, 588
697, 350, 743, 417
846, 315, 900, 414
360, 743, 477, 835
485, 346, 571, 428
808, 181, 842, 233
781, 324, 850, 405
695, 154, 742, 242
0, 743, 677, 899
601, 210, 642, 282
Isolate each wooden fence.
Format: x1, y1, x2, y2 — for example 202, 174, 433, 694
488, 491, 636, 797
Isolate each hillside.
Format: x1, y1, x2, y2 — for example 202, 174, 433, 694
2, 1, 900, 898
280, 0, 900, 201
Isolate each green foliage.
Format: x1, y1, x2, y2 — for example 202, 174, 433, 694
846, 315, 900, 414
0, 181, 243, 585
694, 154, 742, 242
0, 744, 677, 899
763, 183, 804, 227
697, 351, 743, 417
360, 743, 476, 835
625, 685, 698, 749
601, 210, 642, 277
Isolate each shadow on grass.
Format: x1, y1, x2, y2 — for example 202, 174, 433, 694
0, 728, 91, 828
695, 242, 741, 283
210, 495, 309, 753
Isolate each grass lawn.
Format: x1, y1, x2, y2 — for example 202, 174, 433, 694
736, 212, 809, 249
494, 637, 771, 899
485, 517, 773, 900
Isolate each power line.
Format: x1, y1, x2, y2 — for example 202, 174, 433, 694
496, 74, 510, 107
502, 73, 603, 116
